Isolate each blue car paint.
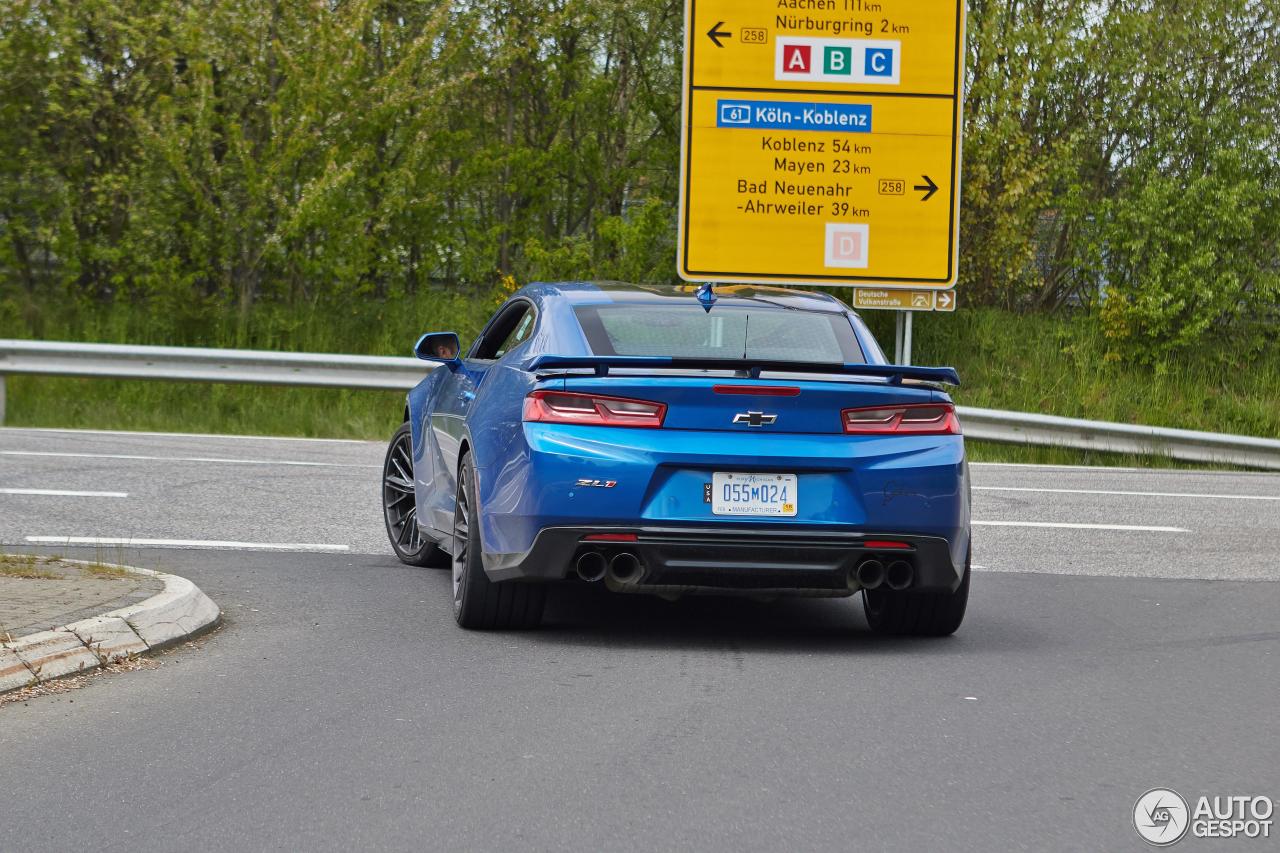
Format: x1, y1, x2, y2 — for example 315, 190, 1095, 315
506, 425, 969, 571
405, 282, 969, 580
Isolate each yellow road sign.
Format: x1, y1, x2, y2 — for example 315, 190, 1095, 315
852, 288, 957, 312
678, 0, 966, 289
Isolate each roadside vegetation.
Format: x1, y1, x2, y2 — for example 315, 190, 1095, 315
0, 554, 59, 580
1, 2, 1276, 461
2, 295, 1276, 460
862, 308, 1280, 439
80, 562, 131, 579
0, 553, 135, 581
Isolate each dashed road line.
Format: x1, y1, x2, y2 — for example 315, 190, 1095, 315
971, 462, 1143, 473
0, 488, 129, 498
1, 426, 371, 444
2, 450, 378, 469
973, 521, 1189, 533
971, 461, 1279, 479
975, 486, 1279, 501
25, 536, 350, 552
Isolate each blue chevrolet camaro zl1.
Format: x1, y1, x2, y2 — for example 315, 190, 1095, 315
382, 282, 971, 634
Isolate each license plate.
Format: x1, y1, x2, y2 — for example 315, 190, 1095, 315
711, 472, 798, 517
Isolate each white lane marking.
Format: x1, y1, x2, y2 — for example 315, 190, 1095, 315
975, 486, 1280, 502
973, 520, 1189, 533
25, 536, 350, 552
0, 426, 372, 444
971, 462, 1143, 473
0, 488, 128, 498
2, 450, 379, 469
971, 461, 1280, 479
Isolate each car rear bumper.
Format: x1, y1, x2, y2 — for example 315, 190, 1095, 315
483, 526, 966, 595
476, 425, 969, 568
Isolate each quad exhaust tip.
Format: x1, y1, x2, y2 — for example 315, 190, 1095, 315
575, 551, 608, 583
885, 560, 914, 591
608, 552, 643, 585
854, 559, 885, 590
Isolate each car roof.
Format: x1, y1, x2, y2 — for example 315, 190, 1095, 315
519, 281, 849, 314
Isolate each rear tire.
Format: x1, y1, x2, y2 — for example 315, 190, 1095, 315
863, 544, 970, 636
383, 423, 448, 568
452, 453, 545, 630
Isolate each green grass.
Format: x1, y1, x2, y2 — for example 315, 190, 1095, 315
80, 561, 131, 579
859, 307, 1280, 439
0, 554, 59, 580
2, 292, 1277, 467
3, 377, 408, 440
1, 285, 502, 440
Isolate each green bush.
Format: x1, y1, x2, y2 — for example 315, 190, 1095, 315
2, 1, 1277, 362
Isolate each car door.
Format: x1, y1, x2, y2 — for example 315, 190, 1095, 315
425, 299, 537, 534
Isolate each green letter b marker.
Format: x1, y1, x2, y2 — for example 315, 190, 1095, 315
824, 47, 853, 76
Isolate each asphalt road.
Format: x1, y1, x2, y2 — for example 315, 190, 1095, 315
2, 427, 1279, 852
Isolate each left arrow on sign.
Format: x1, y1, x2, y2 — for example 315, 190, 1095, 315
707, 22, 731, 48
914, 175, 939, 202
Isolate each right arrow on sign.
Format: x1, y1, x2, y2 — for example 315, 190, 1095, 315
914, 175, 939, 202
937, 291, 954, 310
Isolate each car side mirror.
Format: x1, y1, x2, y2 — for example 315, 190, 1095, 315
414, 332, 462, 366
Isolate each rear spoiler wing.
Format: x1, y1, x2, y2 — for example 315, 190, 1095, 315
525, 355, 960, 387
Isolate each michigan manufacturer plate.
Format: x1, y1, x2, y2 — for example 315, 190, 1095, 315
711, 472, 797, 517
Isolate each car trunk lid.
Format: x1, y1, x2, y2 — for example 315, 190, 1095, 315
553, 372, 939, 435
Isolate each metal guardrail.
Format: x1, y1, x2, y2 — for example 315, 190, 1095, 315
957, 407, 1280, 471
3, 339, 1279, 470
0, 339, 429, 397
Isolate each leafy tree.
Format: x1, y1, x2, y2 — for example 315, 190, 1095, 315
1, 0, 1275, 359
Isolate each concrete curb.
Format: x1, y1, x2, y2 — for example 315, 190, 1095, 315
0, 559, 221, 694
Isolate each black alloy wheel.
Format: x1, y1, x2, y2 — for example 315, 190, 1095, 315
382, 422, 446, 567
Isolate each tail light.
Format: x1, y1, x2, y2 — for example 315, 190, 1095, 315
524, 390, 666, 428
841, 403, 960, 435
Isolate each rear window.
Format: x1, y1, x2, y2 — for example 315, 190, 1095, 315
574, 305, 864, 363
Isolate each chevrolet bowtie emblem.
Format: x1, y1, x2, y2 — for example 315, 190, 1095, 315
733, 411, 778, 427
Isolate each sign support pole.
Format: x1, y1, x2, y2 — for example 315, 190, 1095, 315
902, 312, 914, 365
893, 313, 904, 364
